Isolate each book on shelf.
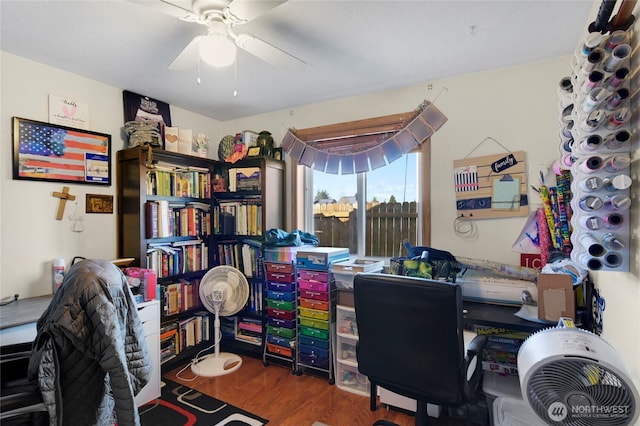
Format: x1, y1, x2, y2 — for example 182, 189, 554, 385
214, 201, 262, 236
145, 201, 159, 239
235, 332, 262, 346
146, 240, 208, 278
237, 316, 262, 344
193, 311, 211, 342
160, 278, 204, 317
157, 200, 171, 238
160, 322, 180, 363
146, 165, 211, 198
146, 202, 210, 239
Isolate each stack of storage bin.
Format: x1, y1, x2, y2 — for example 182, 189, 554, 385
332, 258, 384, 395
263, 260, 297, 365
295, 247, 349, 383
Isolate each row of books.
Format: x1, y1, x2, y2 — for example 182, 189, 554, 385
159, 278, 203, 317
145, 200, 210, 239
146, 165, 211, 198
160, 312, 211, 364
213, 201, 262, 235
477, 326, 529, 376
216, 240, 263, 278
146, 240, 208, 278
220, 316, 263, 346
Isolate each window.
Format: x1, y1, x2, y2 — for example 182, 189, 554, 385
308, 149, 427, 258
287, 105, 441, 254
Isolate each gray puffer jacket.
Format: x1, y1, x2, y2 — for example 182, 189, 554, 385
28, 259, 152, 426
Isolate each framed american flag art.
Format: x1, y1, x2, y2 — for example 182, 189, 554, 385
12, 117, 111, 185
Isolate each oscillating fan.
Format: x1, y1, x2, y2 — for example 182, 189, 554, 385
191, 265, 249, 377
518, 318, 639, 426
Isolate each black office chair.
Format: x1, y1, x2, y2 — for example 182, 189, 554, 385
354, 273, 487, 426
0, 342, 48, 425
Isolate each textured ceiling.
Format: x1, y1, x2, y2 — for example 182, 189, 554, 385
1, 1, 595, 121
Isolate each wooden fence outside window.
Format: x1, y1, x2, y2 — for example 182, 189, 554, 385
313, 201, 418, 257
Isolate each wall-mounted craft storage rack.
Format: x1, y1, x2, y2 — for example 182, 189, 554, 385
557, 25, 634, 272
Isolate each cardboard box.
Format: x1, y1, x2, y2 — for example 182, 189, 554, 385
538, 273, 574, 322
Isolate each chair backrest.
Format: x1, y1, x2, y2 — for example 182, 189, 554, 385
354, 273, 466, 407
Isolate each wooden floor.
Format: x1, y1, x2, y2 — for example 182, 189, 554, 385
165, 355, 478, 426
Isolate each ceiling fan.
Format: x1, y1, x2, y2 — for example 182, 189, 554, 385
132, 0, 306, 71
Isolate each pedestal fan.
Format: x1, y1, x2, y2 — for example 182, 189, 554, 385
191, 265, 249, 377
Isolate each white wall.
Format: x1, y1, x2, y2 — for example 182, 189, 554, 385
0, 52, 222, 298
1, 5, 639, 407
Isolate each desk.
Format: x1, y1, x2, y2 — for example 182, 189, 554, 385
0, 295, 160, 406
0, 295, 53, 346
463, 301, 550, 334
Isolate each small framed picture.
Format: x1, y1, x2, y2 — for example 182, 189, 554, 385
273, 147, 284, 161
86, 194, 114, 213
247, 146, 263, 157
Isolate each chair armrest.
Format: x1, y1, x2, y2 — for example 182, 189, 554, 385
465, 334, 487, 359
0, 392, 45, 419
463, 334, 487, 399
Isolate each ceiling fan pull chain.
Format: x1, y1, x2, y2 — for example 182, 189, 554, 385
197, 37, 202, 85
234, 59, 238, 97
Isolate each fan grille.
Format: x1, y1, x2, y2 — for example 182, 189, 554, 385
199, 265, 250, 316
527, 358, 637, 425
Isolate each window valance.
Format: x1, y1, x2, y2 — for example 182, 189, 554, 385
281, 100, 447, 174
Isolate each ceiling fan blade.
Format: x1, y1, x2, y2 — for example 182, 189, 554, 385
168, 35, 203, 70
129, 0, 199, 21
236, 33, 306, 72
226, 0, 287, 22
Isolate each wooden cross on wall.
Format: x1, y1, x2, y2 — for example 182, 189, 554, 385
52, 186, 76, 220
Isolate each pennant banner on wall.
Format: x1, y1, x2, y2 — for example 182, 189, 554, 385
281, 101, 447, 174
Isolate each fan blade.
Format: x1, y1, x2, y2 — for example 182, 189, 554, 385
129, 0, 199, 22
168, 35, 203, 70
226, 0, 287, 22
227, 270, 240, 286
236, 33, 306, 72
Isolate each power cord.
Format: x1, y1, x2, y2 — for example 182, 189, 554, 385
0, 294, 19, 306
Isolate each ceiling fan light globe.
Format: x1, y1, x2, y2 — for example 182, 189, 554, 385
200, 34, 236, 67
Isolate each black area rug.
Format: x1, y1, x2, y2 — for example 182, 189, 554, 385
139, 380, 268, 426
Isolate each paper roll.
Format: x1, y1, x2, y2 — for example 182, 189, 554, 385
604, 44, 631, 72
537, 208, 552, 267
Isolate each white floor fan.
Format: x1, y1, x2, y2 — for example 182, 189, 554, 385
191, 265, 250, 377
517, 318, 639, 426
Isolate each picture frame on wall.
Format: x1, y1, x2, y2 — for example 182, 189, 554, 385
12, 117, 111, 185
273, 147, 283, 161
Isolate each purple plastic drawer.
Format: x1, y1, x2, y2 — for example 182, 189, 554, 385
298, 279, 329, 292
299, 352, 329, 370
268, 316, 296, 329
